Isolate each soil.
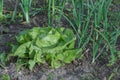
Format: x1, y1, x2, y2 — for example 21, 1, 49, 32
0, 0, 120, 80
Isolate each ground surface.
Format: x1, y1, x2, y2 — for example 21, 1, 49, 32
0, 0, 120, 80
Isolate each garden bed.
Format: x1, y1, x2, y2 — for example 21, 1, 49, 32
0, 0, 120, 80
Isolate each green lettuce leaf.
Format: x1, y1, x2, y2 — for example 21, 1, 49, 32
11, 27, 82, 70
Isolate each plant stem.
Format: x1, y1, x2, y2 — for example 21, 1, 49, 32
0, 0, 3, 16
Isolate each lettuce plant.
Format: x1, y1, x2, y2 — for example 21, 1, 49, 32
10, 27, 82, 70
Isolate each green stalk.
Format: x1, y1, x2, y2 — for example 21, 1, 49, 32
95, 28, 116, 65
0, 0, 3, 17
52, 0, 55, 16
11, 0, 19, 22
48, 0, 51, 26
103, 0, 112, 30
20, 0, 32, 23
77, 0, 95, 48
56, 0, 65, 27
90, 0, 113, 63
47, 0, 65, 27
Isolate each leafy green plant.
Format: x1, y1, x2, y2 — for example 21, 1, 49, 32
20, 0, 32, 23
8, 27, 82, 70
